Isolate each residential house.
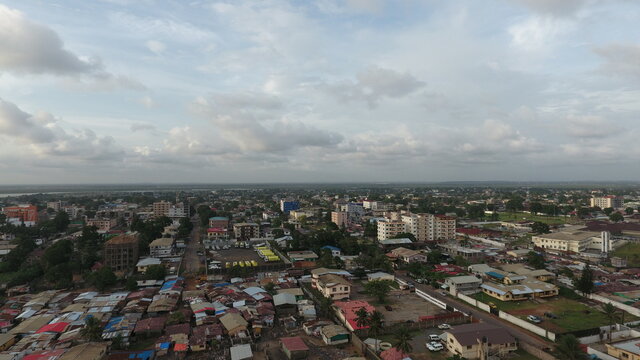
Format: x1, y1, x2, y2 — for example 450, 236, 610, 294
317, 274, 351, 300
445, 275, 482, 295
219, 312, 248, 337
366, 272, 394, 282
480, 280, 558, 301
445, 323, 517, 359
149, 238, 174, 258
390, 247, 427, 263
136, 258, 161, 273
320, 324, 349, 345
281, 336, 309, 360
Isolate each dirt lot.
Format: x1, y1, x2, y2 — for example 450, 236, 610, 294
350, 281, 448, 323
256, 331, 360, 360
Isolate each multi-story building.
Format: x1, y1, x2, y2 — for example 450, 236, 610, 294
280, 199, 300, 214
207, 228, 230, 240
316, 274, 351, 300
152, 201, 172, 218
103, 233, 139, 273
233, 223, 260, 240
434, 215, 457, 240
340, 203, 364, 224
532, 228, 614, 253
331, 211, 349, 228
444, 275, 482, 295
401, 213, 431, 242
86, 218, 118, 232
208, 216, 229, 229
2, 204, 38, 227
47, 201, 65, 211
591, 195, 624, 209
149, 238, 174, 258
377, 219, 407, 241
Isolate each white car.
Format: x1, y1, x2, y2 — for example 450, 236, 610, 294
426, 342, 443, 351
429, 334, 441, 341
438, 324, 451, 330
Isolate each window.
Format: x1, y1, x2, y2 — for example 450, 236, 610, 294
467, 345, 472, 349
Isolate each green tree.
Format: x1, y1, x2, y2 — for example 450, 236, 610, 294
145, 265, 167, 280
52, 211, 70, 232
625, 207, 635, 215
80, 316, 103, 341
609, 212, 624, 223
576, 264, 594, 296
364, 279, 394, 304
392, 232, 416, 242
352, 267, 366, 279
177, 217, 194, 238
167, 311, 186, 325
554, 334, 587, 360
111, 333, 125, 350
529, 202, 543, 214
263, 282, 277, 296
603, 207, 614, 216
527, 251, 546, 269
427, 250, 443, 265
603, 303, 619, 343
317, 295, 334, 318
125, 277, 138, 291
367, 311, 384, 346
531, 221, 550, 234
355, 307, 369, 330
394, 326, 414, 354
90, 267, 117, 291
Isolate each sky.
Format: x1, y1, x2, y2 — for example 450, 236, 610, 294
0, 0, 639, 184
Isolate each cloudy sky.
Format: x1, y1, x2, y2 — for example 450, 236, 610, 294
0, 0, 639, 184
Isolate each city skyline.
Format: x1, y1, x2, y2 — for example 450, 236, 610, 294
1, 0, 639, 184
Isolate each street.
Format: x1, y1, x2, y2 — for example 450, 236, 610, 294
182, 217, 204, 275
396, 273, 552, 349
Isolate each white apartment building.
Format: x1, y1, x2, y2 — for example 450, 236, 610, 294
377, 219, 407, 240
378, 212, 457, 242
590, 196, 624, 209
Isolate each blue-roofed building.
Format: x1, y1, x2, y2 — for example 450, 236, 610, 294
108, 350, 154, 360
321, 245, 341, 257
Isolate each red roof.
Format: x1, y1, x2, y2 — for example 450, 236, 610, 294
207, 227, 227, 232
36, 322, 69, 333
281, 336, 309, 352
174, 343, 188, 351
23, 350, 67, 360
380, 348, 409, 360
333, 300, 375, 330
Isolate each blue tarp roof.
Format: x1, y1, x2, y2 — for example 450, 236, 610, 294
486, 271, 505, 279
321, 245, 341, 251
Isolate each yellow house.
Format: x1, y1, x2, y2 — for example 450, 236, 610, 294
480, 280, 558, 301
606, 339, 640, 360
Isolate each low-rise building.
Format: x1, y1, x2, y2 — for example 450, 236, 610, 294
136, 257, 161, 273
280, 336, 309, 360
480, 280, 558, 301
317, 274, 351, 300
445, 275, 482, 295
320, 324, 349, 345
389, 247, 426, 263
445, 323, 517, 359
287, 250, 318, 264
86, 218, 118, 232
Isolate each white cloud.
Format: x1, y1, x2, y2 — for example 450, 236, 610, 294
594, 44, 640, 80
145, 40, 166, 55
564, 115, 622, 138
0, 5, 100, 75
508, 0, 591, 16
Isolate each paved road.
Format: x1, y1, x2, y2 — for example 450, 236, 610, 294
396, 273, 552, 349
182, 217, 203, 275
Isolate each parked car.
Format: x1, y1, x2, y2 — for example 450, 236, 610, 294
426, 342, 444, 351
429, 334, 441, 341
488, 302, 497, 309
438, 324, 451, 330
544, 312, 558, 319
527, 315, 542, 323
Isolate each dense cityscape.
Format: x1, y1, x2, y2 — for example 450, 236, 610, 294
0, 185, 638, 359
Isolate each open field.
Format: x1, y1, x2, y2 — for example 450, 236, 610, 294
612, 243, 640, 267
497, 212, 570, 225
473, 293, 638, 333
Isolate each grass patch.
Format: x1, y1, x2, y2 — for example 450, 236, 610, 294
612, 243, 640, 267
497, 212, 568, 225
471, 292, 533, 312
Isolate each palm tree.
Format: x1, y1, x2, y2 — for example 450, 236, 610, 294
80, 316, 103, 341
394, 326, 414, 354
555, 334, 587, 360
368, 311, 384, 351
355, 307, 369, 331
317, 295, 334, 318
603, 303, 619, 342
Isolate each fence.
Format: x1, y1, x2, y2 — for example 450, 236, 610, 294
589, 293, 640, 317
456, 293, 491, 312
499, 311, 556, 341
520, 342, 557, 360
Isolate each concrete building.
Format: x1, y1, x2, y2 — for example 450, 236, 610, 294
233, 223, 259, 240
402, 213, 431, 242
480, 280, 558, 301
149, 238, 174, 258
153, 201, 172, 218
532, 228, 619, 253
591, 195, 624, 209
331, 211, 349, 228
280, 199, 300, 214
340, 203, 364, 224
208, 216, 229, 229
317, 274, 351, 300
445, 323, 517, 359
103, 233, 139, 272
377, 219, 407, 241
445, 275, 482, 295
86, 218, 117, 232
281, 336, 309, 360
389, 247, 426, 263
2, 204, 38, 226
434, 215, 457, 240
